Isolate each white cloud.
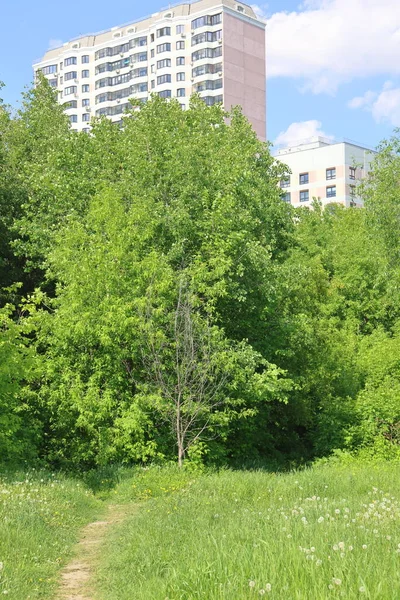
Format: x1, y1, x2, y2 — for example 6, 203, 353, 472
274, 120, 334, 147
349, 81, 400, 126
254, 0, 400, 94
48, 39, 63, 50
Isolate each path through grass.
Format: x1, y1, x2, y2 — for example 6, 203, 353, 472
95, 463, 400, 599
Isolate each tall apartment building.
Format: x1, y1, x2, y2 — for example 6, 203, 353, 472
33, 0, 266, 139
276, 137, 374, 208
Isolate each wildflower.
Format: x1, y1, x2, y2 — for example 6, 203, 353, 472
333, 544, 339, 551
359, 586, 366, 593
310, 547, 315, 553
318, 516, 324, 523
316, 560, 322, 566
265, 583, 272, 592
335, 509, 340, 515
333, 578, 342, 586
0, 562, 3, 571
338, 542, 345, 550
362, 545, 367, 550
259, 590, 265, 595
249, 581, 256, 588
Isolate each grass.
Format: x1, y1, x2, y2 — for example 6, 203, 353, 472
96, 462, 400, 599
0, 468, 101, 599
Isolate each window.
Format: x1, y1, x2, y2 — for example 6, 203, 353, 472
82, 69, 90, 78
191, 13, 222, 29
63, 100, 77, 109
157, 74, 171, 84
157, 27, 171, 37
299, 173, 309, 185
82, 113, 90, 122
82, 55, 89, 63
176, 72, 185, 81
150, 33, 155, 43
151, 80, 155, 89
130, 36, 147, 48
349, 166, 356, 179
192, 62, 222, 77
82, 84, 90, 93
41, 64, 57, 75
192, 46, 222, 62
65, 57, 77, 66
176, 24, 184, 34
65, 71, 77, 81
176, 57, 185, 66
60, 76, 63, 84
326, 185, 336, 198
133, 67, 148, 78
49, 79, 58, 88
157, 59, 171, 69
151, 49, 155, 58
280, 177, 290, 188
191, 30, 222, 46
326, 167, 336, 180
132, 52, 148, 63
69, 115, 78, 123
177, 88, 185, 97
64, 86, 77, 95
299, 190, 309, 202
282, 192, 291, 203
82, 127, 91, 133
176, 41, 185, 50
157, 43, 171, 53
158, 89, 171, 98
82, 98, 90, 107
193, 78, 222, 92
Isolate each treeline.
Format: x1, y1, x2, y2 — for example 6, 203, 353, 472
1, 77, 400, 468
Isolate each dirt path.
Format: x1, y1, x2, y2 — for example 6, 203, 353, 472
56, 503, 135, 600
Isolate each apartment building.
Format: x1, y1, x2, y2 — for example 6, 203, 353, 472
33, 0, 266, 139
276, 137, 374, 208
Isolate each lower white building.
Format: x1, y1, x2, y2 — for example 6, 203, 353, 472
276, 137, 375, 208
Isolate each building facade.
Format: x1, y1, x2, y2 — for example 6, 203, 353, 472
33, 0, 266, 139
277, 138, 374, 208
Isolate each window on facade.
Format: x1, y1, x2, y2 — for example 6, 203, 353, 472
151, 49, 155, 58
82, 55, 89, 63
69, 115, 78, 123
151, 80, 155, 89
150, 33, 155, 43
280, 177, 290, 188
192, 46, 222, 62
176, 24, 185, 34
299, 173, 309, 185
157, 43, 171, 53
191, 13, 222, 29
177, 88, 186, 97
158, 90, 171, 98
60, 76, 63, 84
326, 167, 336, 180
300, 190, 309, 202
82, 113, 90, 122
82, 70, 90, 78
349, 166, 356, 179
82, 84, 90, 93
82, 127, 91, 133
157, 59, 171, 69
176, 72, 185, 81
65, 71, 77, 81
157, 74, 172, 85
157, 27, 171, 37
176, 57, 185, 66
176, 41, 185, 50
63, 100, 77, 109
41, 64, 57, 75
65, 57, 77, 66
191, 30, 222, 46
282, 192, 291, 203
326, 185, 336, 198
64, 86, 77, 95
82, 99, 90, 107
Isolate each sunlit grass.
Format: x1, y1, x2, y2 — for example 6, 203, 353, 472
97, 463, 400, 599
0, 469, 101, 598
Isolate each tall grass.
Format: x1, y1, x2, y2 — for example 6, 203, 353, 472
0, 469, 101, 598
96, 463, 400, 599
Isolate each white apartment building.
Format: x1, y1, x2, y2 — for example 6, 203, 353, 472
33, 0, 266, 139
277, 137, 374, 208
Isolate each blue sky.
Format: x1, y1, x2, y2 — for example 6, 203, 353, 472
0, 0, 398, 149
